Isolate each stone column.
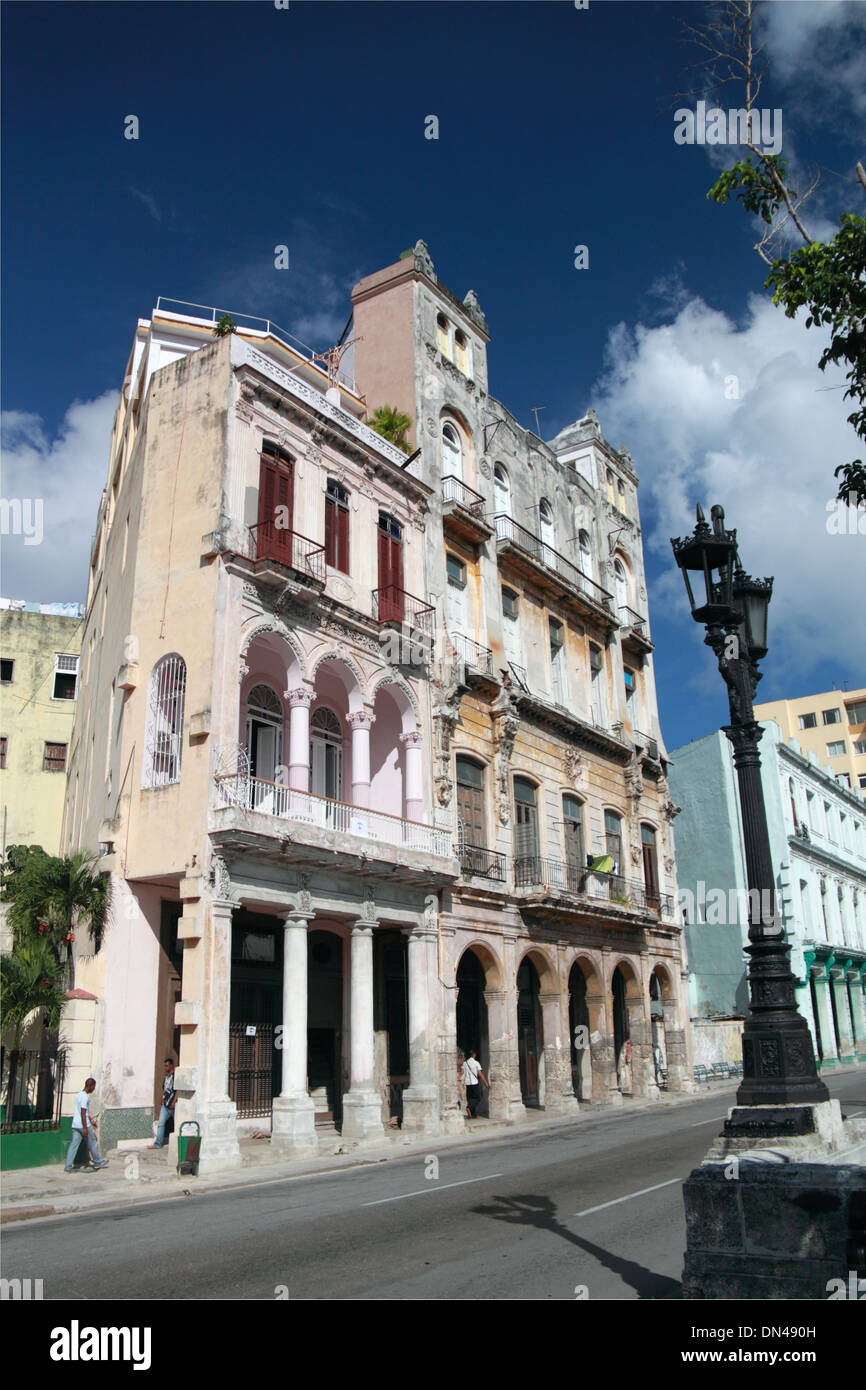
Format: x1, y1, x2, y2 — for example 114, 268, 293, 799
341, 920, 384, 1139
813, 967, 839, 1065
400, 731, 424, 822
193, 898, 241, 1174
401, 925, 440, 1134
831, 963, 855, 1062
348, 711, 375, 810
486, 987, 524, 1122
539, 990, 573, 1114
271, 912, 317, 1155
849, 969, 866, 1060
287, 688, 313, 791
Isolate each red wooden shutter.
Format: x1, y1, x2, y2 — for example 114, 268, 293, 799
337, 500, 349, 573
325, 493, 336, 567
258, 454, 294, 565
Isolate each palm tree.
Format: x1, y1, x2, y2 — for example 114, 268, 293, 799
364, 405, 413, 454
1, 941, 66, 1123
3, 847, 110, 989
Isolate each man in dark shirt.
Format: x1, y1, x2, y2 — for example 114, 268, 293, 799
149, 1058, 178, 1148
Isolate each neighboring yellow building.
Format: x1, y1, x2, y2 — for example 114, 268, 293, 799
0, 599, 85, 858
754, 687, 866, 796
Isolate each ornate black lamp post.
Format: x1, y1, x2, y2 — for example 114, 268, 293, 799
671, 504, 829, 1110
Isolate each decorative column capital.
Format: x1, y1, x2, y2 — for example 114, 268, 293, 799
400, 730, 423, 749
286, 687, 314, 709
282, 911, 311, 929
351, 919, 376, 937
348, 710, 375, 731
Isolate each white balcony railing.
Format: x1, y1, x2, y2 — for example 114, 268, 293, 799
214, 774, 453, 858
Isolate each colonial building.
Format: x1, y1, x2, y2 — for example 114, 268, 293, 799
62, 245, 692, 1170
669, 723, 866, 1069
754, 686, 866, 795
350, 242, 692, 1114
0, 598, 84, 862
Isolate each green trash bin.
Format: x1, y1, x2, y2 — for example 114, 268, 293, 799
177, 1121, 201, 1176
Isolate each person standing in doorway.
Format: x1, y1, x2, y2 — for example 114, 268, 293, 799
149, 1058, 178, 1148
64, 1078, 108, 1171
462, 1049, 489, 1118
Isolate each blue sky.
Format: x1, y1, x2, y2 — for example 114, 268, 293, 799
2, 0, 865, 752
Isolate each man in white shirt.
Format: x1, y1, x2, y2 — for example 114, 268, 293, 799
64, 1078, 108, 1171
460, 1049, 490, 1118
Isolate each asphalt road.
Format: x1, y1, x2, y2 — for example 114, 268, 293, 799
4, 1073, 864, 1301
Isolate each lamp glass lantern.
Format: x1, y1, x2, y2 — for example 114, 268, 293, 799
670, 505, 740, 628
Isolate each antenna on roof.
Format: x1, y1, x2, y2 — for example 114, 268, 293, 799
531, 406, 546, 439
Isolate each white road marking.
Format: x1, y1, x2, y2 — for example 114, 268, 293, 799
362, 1173, 503, 1207
689, 1115, 728, 1127
574, 1177, 681, 1217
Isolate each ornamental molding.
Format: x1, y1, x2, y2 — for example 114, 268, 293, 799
210, 854, 240, 905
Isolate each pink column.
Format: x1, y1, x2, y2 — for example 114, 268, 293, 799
286, 688, 313, 791
400, 730, 424, 821
349, 711, 375, 809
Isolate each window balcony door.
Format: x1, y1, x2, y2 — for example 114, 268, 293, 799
378, 514, 404, 622
257, 450, 294, 566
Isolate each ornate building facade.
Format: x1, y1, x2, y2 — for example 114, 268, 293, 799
62, 248, 692, 1170
350, 242, 692, 1118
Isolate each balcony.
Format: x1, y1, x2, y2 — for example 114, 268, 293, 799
494, 515, 617, 628
247, 523, 326, 588
373, 586, 435, 635
450, 632, 500, 694
458, 843, 507, 885
211, 775, 458, 881
619, 605, 654, 655
633, 729, 661, 766
513, 856, 674, 920
442, 476, 493, 544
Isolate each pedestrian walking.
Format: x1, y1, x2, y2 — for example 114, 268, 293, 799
461, 1049, 489, 1118
64, 1078, 108, 1171
149, 1057, 178, 1148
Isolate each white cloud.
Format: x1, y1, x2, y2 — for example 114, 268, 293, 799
591, 292, 865, 688
760, 0, 866, 119
1, 393, 117, 605
129, 187, 162, 223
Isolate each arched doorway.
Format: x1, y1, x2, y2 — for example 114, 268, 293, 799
456, 949, 490, 1117
649, 971, 667, 1086
569, 962, 591, 1101
612, 966, 631, 1093
517, 957, 543, 1107
307, 929, 344, 1127
309, 706, 343, 800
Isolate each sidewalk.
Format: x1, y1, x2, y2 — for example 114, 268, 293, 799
3, 1066, 863, 1225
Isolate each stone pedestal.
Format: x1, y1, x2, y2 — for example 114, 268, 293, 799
682, 1100, 866, 1299
271, 1094, 318, 1156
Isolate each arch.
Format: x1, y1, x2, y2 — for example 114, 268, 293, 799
142, 653, 186, 788
494, 462, 512, 518
240, 621, 305, 689
247, 683, 283, 720
613, 555, 630, 613
568, 959, 591, 1101
369, 672, 419, 732
516, 954, 544, 1107
609, 955, 643, 998
456, 939, 503, 992
651, 961, 675, 1001
517, 945, 557, 994
441, 420, 463, 482
309, 649, 367, 712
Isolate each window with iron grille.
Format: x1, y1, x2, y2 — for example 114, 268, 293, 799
52, 653, 79, 701
143, 654, 186, 788
43, 742, 67, 773
0, 737, 6, 769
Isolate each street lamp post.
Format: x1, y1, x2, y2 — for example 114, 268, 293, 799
671, 504, 829, 1111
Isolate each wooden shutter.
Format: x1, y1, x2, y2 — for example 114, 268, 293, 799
258, 452, 293, 565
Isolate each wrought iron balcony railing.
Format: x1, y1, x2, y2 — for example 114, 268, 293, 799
247, 523, 326, 583
458, 843, 507, 883
633, 729, 660, 761
442, 475, 487, 519
513, 856, 673, 917
450, 631, 495, 676
373, 586, 435, 632
619, 605, 650, 639
214, 774, 453, 858
494, 515, 614, 612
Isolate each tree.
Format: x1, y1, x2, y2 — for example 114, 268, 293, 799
364, 404, 413, 454
0, 939, 67, 1122
677, 0, 866, 505
213, 313, 238, 337
2, 846, 110, 989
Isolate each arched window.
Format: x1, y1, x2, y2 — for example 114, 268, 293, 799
613, 557, 630, 614
494, 463, 512, 518
441, 421, 463, 482
606, 470, 616, 506
436, 313, 451, 359
454, 330, 471, 377
325, 479, 350, 574
578, 529, 593, 578
456, 755, 486, 854
789, 778, 800, 831
549, 618, 566, 704
310, 706, 343, 800
641, 823, 660, 910
562, 794, 584, 882
446, 552, 468, 634
143, 654, 186, 788
604, 810, 623, 870
246, 684, 284, 788
539, 498, 555, 558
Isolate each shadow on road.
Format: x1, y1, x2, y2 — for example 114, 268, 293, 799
471, 1192, 680, 1300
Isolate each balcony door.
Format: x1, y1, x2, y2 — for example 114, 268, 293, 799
456, 756, 486, 857
378, 513, 404, 622
641, 823, 660, 911
514, 777, 539, 871
310, 707, 343, 807
563, 794, 584, 891
257, 447, 294, 566
246, 685, 283, 813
